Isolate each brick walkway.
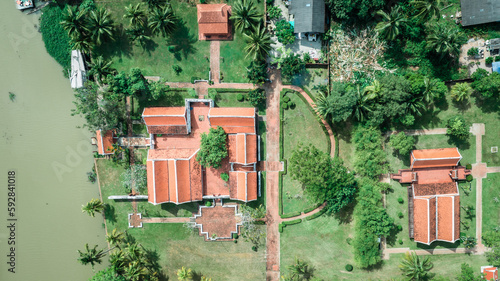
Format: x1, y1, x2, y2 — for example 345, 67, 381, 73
282, 85, 336, 157
195, 81, 209, 98
210, 41, 220, 84
142, 217, 190, 223
264, 70, 281, 281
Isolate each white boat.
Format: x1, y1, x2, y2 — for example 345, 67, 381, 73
15, 0, 34, 10
70, 50, 87, 89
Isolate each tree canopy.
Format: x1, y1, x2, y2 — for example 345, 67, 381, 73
446, 115, 470, 140
289, 143, 357, 214
389, 132, 415, 155
196, 126, 228, 169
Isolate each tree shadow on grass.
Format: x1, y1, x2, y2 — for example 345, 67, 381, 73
334, 200, 355, 224
447, 135, 471, 151
160, 202, 198, 216
166, 19, 198, 61
475, 94, 500, 115
104, 204, 117, 224
96, 24, 133, 60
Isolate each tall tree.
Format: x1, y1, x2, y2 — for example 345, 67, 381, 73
106, 229, 125, 248
450, 82, 473, 102
196, 126, 228, 169
88, 56, 115, 84
375, 6, 407, 41
148, 5, 177, 37
389, 132, 415, 155
426, 25, 464, 60
60, 6, 88, 41
363, 79, 382, 101
124, 3, 147, 29
177, 266, 193, 281
87, 8, 115, 46
78, 243, 106, 269
82, 198, 105, 217
243, 24, 272, 60
411, 0, 441, 23
457, 263, 483, 281
230, 0, 261, 32
399, 251, 433, 281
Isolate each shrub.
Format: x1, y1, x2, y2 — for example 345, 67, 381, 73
389, 132, 415, 156
398, 211, 404, 218
278, 223, 284, 233
486, 57, 494, 65
275, 20, 295, 45
281, 102, 288, 110
247, 88, 266, 107
281, 211, 301, 219
466, 174, 473, 182
446, 115, 471, 140
282, 96, 290, 103
397, 224, 403, 231
168, 46, 176, 53
252, 246, 258, 251
345, 264, 353, 272
233, 239, 237, 243
305, 207, 327, 221
205, 201, 212, 207
221, 172, 229, 182
232, 233, 238, 239
266, 0, 274, 5
208, 88, 218, 101
196, 126, 228, 168
398, 239, 403, 245
237, 93, 244, 101
172, 65, 182, 74
282, 219, 302, 226
467, 47, 479, 57
303, 52, 311, 63
466, 163, 472, 170
40, 5, 72, 74
288, 101, 295, 109
496, 56, 500, 62
268, 6, 282, 20
398, 197, 404, 204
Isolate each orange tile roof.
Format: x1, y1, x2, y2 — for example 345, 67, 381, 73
229, 171, 258, 202
413, 182, 458, 197
142, 107, 187, 135
482, 267, 498, 281
209, 107, 255, 117
411, 148, 461, 169
208, 108, 256, 134
143, 107, 186, 116
228, 134, 258, 164
413, 198, 430, 244
96, 129, 117, 155
197, 4, 231, 38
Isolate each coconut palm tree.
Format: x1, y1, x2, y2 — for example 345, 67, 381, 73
77, 244, 106, 270
72, 33, 93, 54
60, 6, 89, 41
124, 3, 147, 29
88, 56, 115, 83
109, 250, 127, 274
106, 228, 125, 248
399, 251, 433, 280
177, 266, 193, 281
411, 0, 441, 23
148, 5, 177, 37
124, 261, 147, 281
353, 86, 372, 122
375, 6, 407, 41
363, 79, 382, 100
406, 97, 426, 116
450, 82, 473, 102
314, 92, 335, 120
230, 0, 261, 33
426, 25, 464, 60
421, 77, 443, 103
87, 8, 115, 46
82, 198, 105, 217
286, 257, 311, 280
243, 24, 272, 60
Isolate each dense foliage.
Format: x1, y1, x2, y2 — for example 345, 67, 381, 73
247, 60, 268, 84
471, 69, 500, 98
325, 0, 384, 21
289, 144, 357, 214
196, 126, 228, 169
389, 132, 415, 155
457, 263, 483, 281
314, 83, 357, 123
40, 5, 72, 73
446, 115, 470, 140
247, 88, 266, 107
275, 20, 295, 45
89, 268, 127, 281
353, 126, 387, 178
483, 231, 500, 267
278, 53, 305, 81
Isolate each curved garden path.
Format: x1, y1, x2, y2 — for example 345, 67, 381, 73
281, 85, 336, 157
280, 202, 327, 222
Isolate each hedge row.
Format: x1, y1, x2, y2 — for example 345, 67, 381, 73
303, 202, 323, 214
282, 219, 302, 225
278, 92, 286, 216
280, 211, 301, 219
214, 88, 251, 93
305, 207, 327, 221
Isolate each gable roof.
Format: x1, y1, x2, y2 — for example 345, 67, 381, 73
208, 107, 256, 134
142, 107, 188, 135
411, 148, 462, 169
460, 0, 500, 26
229, 171, 258, 202
96, 129, 117, 155
289, 0, 325, 33
228, 133, 258, 165
481, 266, 499, 281
197, 4, 231, 38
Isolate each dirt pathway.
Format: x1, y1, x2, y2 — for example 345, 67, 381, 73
385, 128, 447, 136
210, 41, 220, 84
471, 123, 486, 253
280, 202, 327, 222
281, 85, 336, 157
264, 70, 282, 281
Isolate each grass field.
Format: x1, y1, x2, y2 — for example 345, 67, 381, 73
483, 172, 500, 233
280, 215, 488, 280
291, 68, 329, 101
96, 159, 266, 280
214, 89, 266, 115
96, 0, 210, 82
282, 92, 328, 215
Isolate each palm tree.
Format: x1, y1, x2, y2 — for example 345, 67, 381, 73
60, 6, 88, 41
148, 5, 177, 37
421, 77, 443, 103
177, 266, 193, 281
411, 0, 441, 23
363, 79, 382, 100
124, 3, 147, 29
399, 251, 433, 280
77, 243, 106, 270
106, 228, 125, 247
72, 33, 93, 54
450, 82, 473, 102
286, 257, 311, 280
87, 8, 115, 46
426, 25, 464, 60
88, 56, 115, 83
314, 92, 335, 120
406, 97, 426, 116
230, 0, 261, 33
124, 261, 147, 281
375, 6, 407, 41
82, 198, 105, 217
243, 24, 272, 60
353, 86, 372, 122
109, 250, 127, 274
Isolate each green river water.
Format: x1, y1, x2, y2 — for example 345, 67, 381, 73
0, 3, 107, 280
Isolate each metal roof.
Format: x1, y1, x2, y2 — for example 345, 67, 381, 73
461, 0, 500, 26
289, 0, 325, 33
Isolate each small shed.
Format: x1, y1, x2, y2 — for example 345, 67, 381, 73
288, 0, 325, 34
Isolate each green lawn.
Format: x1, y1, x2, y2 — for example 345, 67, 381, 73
96, 0, 210, 82
132, 124, 148, 136
214, 89, 266, 115
96, 159, 266, 280
291, 68, 329, 102
133, 89, 194, 118
483, 172, 500, 233
280, 215, 488, 280
282, 92, 328, 215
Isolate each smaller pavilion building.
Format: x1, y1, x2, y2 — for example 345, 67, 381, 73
93, 129, 117, 155
197, 4, 232, 40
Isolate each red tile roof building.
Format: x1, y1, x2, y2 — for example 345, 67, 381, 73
143, 99, 260, 205
95, 129, 117, 155
197, 4, 232, 40
481, 266, 499, 281
391, 148, 471, 245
